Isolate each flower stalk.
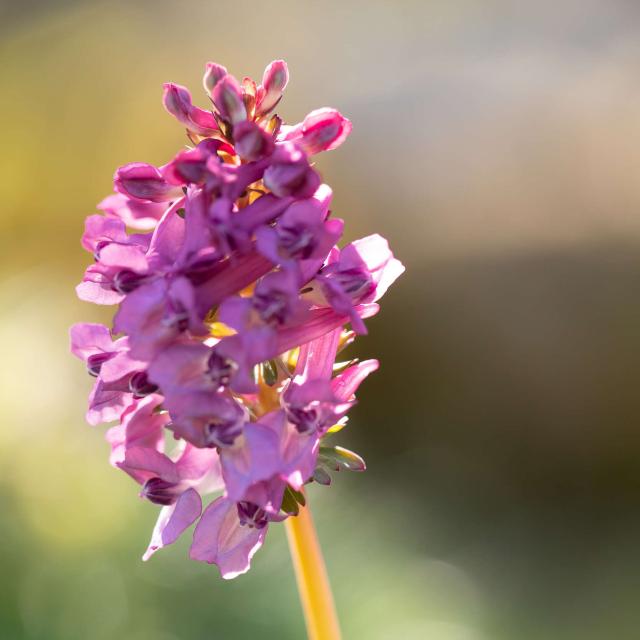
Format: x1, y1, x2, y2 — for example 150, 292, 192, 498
285, 498, 341, 640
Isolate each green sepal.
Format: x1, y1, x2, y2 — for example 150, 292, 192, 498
262, 359, 278, 386
318, 446, 366, 472
281, 485, 307, 516
312, 466, 332, 486
281, 486, 299, 516
288, 486, 306, 507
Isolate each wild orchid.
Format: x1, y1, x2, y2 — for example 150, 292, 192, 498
71, 58, 403, 639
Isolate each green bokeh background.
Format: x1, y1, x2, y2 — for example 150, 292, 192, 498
2, 1, 640, 638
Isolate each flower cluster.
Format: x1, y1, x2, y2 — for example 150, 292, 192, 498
70, 60, 403, 579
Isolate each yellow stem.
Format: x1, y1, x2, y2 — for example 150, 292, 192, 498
285, 498, 342, 640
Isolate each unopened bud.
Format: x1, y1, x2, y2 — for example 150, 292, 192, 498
211, 75, 247, 125
258, 60, 289, 115
114, 162, 181, 202
162, 83, 218, 136
299, 108, 352, 154
233, 121, 274, 161
263, 142, 320, 198
203, 62, 228, 93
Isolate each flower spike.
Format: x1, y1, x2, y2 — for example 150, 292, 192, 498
71, 58, 403, 592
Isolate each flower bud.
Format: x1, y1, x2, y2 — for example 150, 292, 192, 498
299, 108, 352, 154
211, 75, 247, 125
263, 142, 320, 198
233, 121, 274, 161
258, 60, 289, 115
203, 62, 227, 93
114, 162, 182, 202
162, 139, 227, 185
162, 83, 218, 136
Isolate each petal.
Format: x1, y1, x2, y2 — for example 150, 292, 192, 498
220, 421, 282, 501
258, 60, 289, 115
331, 359, 379, 402
295, 327, 341, 379
81, 214, 127, 252
145, 198, 186, 270
189, 496, 266, 579
86, 380, 130, 426
162, 83, 218, 136
143, 488, 203, 560
98, 193, 167, 231
69, 323, 113, 360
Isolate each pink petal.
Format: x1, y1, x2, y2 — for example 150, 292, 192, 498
143, 488, 203, 560
189, 496, 266, 579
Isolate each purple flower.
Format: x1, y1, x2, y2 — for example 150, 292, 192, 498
314, 234, 405, 334
71, 56, 403, 581
142, 442, 224, 559
208, 328, 277, 394
256, 193, 343, 270
70, 323, 146, 425
113, 276, 206, 359
219, 269, 309, 331
164, 390, 248, 449
76, 200, 186, 306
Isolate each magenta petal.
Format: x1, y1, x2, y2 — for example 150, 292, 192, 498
147, 341, 211, 394
119, 447, 179, 484
341, 234, 405, 303
69, 323, 113, 359
331, 359, 379, 402
234, 121, 275, 161
86, 380, 131, 426
175, 445, 222, 486
212, 75, 247, 124
98, 193, 167, 231
145, 199, 186, 270
99, 350, 143, 384
218, 296, 252, 331
114, 162, 182, 203
195, 251, 273, 314
190, 496, 266, 579
81, 215, 128, 253
106, 394, 167, 468
258, 59, 289, 115
76, 268, 124, 305
162, 83, 218, 136
234, 194, 293, 232
260, 410, 319, 489
295, 327, 342, 380
299, 108, 352, 155
203, 62, 228, 93
220, 420, 282, 501
275, 308, 348, 354
143, 488, 203, 560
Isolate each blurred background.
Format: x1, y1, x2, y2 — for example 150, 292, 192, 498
2, 0, 640, 638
